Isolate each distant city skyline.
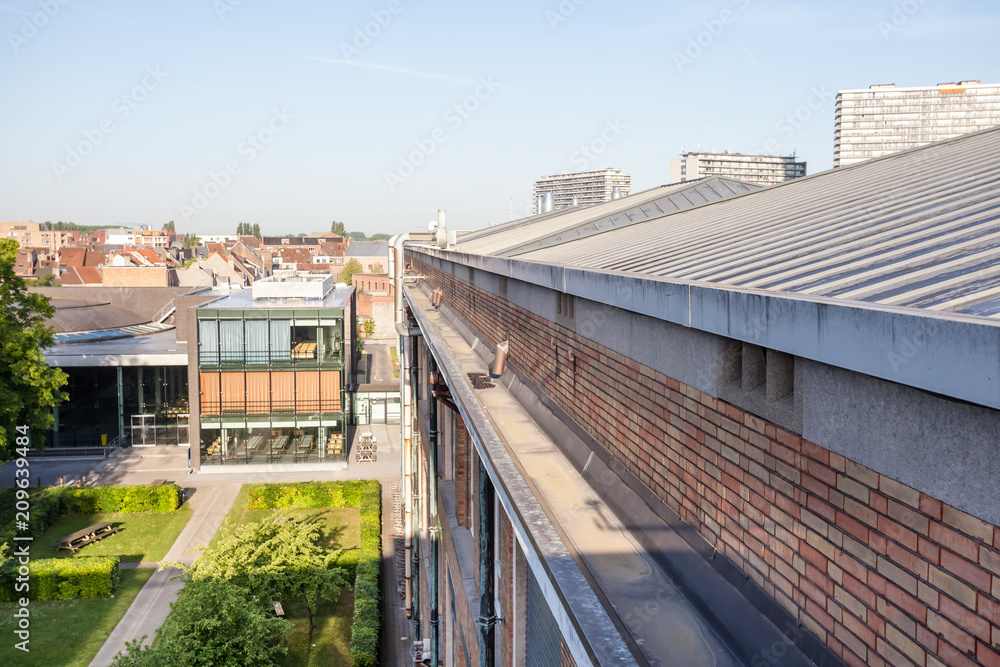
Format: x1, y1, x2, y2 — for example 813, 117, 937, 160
1, 1, 997, 236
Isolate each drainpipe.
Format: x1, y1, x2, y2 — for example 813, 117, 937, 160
392, 234, 415, 621
429, 356, 440, 667
411, 333, 421, 640
477, 457, 496, 667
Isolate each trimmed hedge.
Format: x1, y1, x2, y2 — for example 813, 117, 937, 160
0, 484, 183, 548
0, 556, 120, 601
245, 480, 382, 666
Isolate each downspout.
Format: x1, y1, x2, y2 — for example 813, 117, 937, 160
429, 356, 440, 667
477, 457, 496, 667
411, 333, 421, 640
391, 234, 415, 621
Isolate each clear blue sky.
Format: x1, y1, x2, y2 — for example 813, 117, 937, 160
1, 0, 997, 236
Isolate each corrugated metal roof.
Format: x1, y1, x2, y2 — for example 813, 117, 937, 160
346, 241, 388, 257
455, 178, 760, 257
509, 127, 1000, 319
47, 300, 147, 333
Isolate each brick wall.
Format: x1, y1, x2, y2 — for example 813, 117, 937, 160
456, 417, 470, 528
415, 256, 1000, 667
561, 637, 578, 667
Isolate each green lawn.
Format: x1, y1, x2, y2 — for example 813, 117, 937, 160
211, 485, 361, 552
34, 503, 193, 563
278, 590, 355, 667
0, 568, 154, 667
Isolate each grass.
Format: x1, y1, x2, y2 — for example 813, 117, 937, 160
0, 568, 154, 667
389, 345, 400, 378
278, 590, 355, 667
34, 503, 194, 563
212, 485, 361, 553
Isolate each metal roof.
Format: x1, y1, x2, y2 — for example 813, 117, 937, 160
506, 127, 1000, 320
345, 241, 389, 257
455, 178, 761, 257
47, 300, 147, 333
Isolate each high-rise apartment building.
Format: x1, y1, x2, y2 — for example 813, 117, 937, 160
532, 168, 631, 214
669, 151, 806, 185
834, 80, 1000, 166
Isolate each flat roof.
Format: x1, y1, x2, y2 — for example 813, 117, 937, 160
196, 284, 354, 311
45, 330, 188, 367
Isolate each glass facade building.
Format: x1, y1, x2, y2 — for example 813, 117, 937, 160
195, 277, 355, 466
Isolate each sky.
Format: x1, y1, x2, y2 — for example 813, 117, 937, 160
1, 0, 997, 237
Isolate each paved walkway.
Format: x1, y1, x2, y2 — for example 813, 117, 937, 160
89, 483, 242, 666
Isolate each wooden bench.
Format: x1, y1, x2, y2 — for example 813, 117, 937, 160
273, 602, 284, 617
53, 522, 120, 552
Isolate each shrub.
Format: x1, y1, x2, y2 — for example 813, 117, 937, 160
243, 480, 382, 665
0, 556, 119, 601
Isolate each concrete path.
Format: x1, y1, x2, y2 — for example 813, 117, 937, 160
89, 483, 242, 666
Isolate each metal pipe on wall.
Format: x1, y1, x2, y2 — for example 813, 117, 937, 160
429, 356, 440, 667
478, 457, 495, 667
411, 333, 421, 639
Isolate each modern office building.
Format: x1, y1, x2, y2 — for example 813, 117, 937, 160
393, 127, 1000, 666
532, 168, 631, 214
192, 275, 356, 468
669, 151, 806, 185
834, 80, 1000, 166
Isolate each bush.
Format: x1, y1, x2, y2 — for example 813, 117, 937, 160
244, 480, 381, 665
0, 556, 119, 601
0, 484, 183, 549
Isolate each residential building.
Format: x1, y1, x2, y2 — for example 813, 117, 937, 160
532, 168, 631, 213
834, 80, 1000, 166
392, 127, 1000, 666
669, 151, 806, 185
191, 275, 356, 468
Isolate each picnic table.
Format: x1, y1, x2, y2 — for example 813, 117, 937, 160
356, 434, 377, 463
53, 522, 119, 552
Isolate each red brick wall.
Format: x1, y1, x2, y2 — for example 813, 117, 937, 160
561, 637, 578, 667
456, 416, 470, 529
415, 256, 1000, 667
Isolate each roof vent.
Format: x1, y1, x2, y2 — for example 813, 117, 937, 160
611, 187, 623, 200
541, 193, 554, 214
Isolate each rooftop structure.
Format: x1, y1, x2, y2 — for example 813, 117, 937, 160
834, 80, 1000, 166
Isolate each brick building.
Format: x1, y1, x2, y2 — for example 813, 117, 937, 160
394, 128, 1000, 665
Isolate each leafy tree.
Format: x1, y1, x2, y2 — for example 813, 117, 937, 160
252, 223, 261, 238
111, 579, 289, 667
192, 517, 347, 630
330, 220, 346, 236
346, 231, 366, 241
23, 273, 59, 287
339, 258, 363, 284
369, 233, 391, 241
363, 319, 376, 339
164, 221, 175, 232
369, 262, 384, 274
185, 234, 202, 249
0, 239, 68, 460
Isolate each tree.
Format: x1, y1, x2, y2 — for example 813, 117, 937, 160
330, 220, 346, 236
192, 516, 347, 631
252, 223, 261, 238
164, 221, 175, 232
111, 579, 289, 667
369, 262, 384, 275
346, 231, 366, 241
369, 233, 391, 241
363, 319, 376, 339
339, 258, 363, 284
23, 273, 59, 287
0, 239, 68, 460
185, 234, 202, 248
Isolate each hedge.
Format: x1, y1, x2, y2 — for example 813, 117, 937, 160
244, 481, 382, 666
0, 556, 120, 601
0, 484, 183, 549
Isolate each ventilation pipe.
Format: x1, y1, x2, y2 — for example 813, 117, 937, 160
541, 192, 554, 213
492, 340, 509, 377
